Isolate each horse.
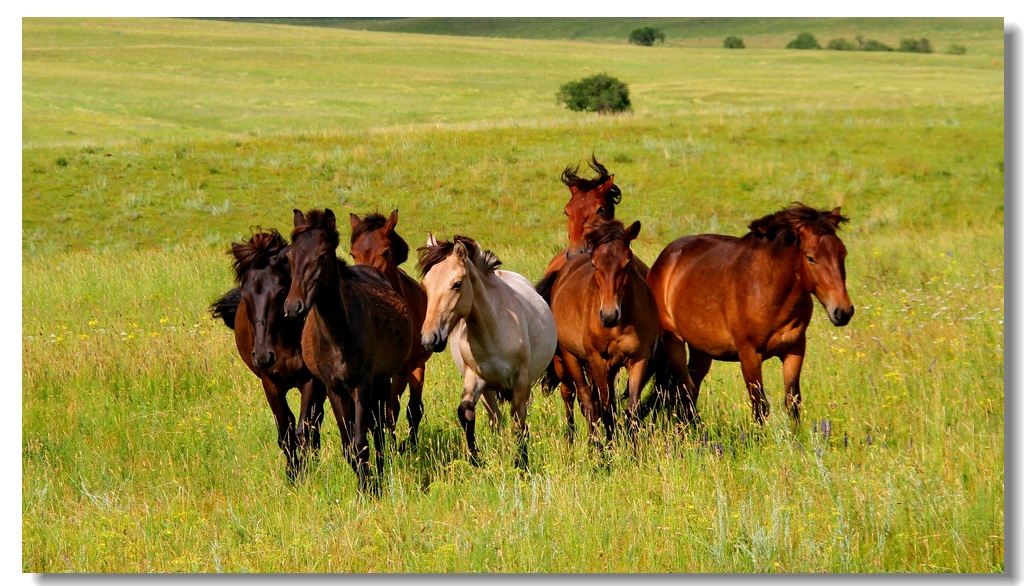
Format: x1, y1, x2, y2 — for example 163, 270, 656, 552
283, 209, 413, 494
418, 234, 557, 470
209, 229, 326, 481
547, 219, 660, 446
349, 209, 431, 450
645, 203, 854, 425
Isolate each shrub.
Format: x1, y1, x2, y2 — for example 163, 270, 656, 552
826, 38, 858, 51
556, 73, 632, 114
723, 36, 745, 49
859, 37, 894, 52
899, 38, 933, 53
786, 32, 821, 50
946, 44, 968, 55
628, 27, 665, 46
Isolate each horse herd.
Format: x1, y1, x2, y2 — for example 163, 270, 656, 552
209, 156, 855, 494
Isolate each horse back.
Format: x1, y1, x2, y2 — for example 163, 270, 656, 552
346, 265, 415, 376
494, 270, 558, 383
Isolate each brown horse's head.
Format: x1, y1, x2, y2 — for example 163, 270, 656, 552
751, 204, 854, 327
284, 208, 340, 320
349, 209, 410, 275
230, 229, 290, 368
561, 155, 621, 257
585, 219, 641, 328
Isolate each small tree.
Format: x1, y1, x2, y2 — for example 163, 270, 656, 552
898, 38, 933, 53
826, 38, 858, 51
629, 26, 665, 46
723, 36, 745, 49
945, 44, 968, 55
786, 32, 821, 50
556, 73, 632, 114
857, 35, 894, 52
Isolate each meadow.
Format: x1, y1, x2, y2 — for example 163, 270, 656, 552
21, 17, 1005, 572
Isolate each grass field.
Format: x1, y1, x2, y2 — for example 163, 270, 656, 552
21, 17, 1005, 573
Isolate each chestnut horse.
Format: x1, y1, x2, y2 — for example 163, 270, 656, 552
645, 203, 854, 424
418, 235, 557, 470
284, 209, 413, 494
349, 209, 431, 449
548, 219, 660, 445
209, 229, 326, 480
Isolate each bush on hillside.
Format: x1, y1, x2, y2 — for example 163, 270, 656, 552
629, 26, 665, 46
898, 38, 933, 53
723, 36, 745, 49
945, 44, 968, 55
826, 38, 858, 51
556, 73, 632, 114
786, 32, 821, 50
858, 37, 894, 52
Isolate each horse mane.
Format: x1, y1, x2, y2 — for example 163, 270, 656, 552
560, 154, 622, 210
350, 212, 410, 266
229, 229, 288, 282
417, 235, 502, 277
292, 209, 340, 250
745, 202, 849, 243
582, 219, 631, 252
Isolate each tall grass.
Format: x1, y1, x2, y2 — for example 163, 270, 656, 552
22, 18, 1004, 573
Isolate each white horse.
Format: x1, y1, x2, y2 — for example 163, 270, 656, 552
418, 234, 557, 470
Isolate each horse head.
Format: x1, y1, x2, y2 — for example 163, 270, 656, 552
284, 208, 340, 320
587, 219, 641, 328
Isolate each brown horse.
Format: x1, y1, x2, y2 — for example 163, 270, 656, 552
547, 219, 660, 445
645, 203, 854, 425
349, 209, 431, 449
283, 209, 413, 494
209, 229, 326, 481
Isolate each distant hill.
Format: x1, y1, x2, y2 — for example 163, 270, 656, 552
196, 17, 1002, 47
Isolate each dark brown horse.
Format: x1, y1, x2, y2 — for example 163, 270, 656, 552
645, 203, 854, 424
283, 209, 413, 494
547, 219, 660, 445
349, 209, 431, 449
209, 229, 326, 481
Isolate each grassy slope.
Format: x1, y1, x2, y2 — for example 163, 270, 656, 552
22, 17, 1005, 572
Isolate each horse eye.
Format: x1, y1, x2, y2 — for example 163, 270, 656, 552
597, 206, 606, 216
807, 256, 817, 264
318, 253, 327, 263
382, 249, 391, 257
452, 280, 462, 290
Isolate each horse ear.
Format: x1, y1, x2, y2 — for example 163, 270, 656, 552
426, 233, 438, 247
385, 209, 399, 233
323, 208, 336, 230
832, 206, 842, 216
454, 240, 469, 260
626, 220, 641, 241
293, 209, 305, 227
349, 213, 360, 230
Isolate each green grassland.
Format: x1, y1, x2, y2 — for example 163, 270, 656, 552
22, 17, 1004, 572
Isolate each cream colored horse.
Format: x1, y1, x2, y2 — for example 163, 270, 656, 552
418, 234, 557, 470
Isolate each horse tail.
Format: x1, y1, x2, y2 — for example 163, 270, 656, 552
638, 336, 678, 419
534, 270, 562, 395
209, 287, 241, 330
534, 270, 558, 307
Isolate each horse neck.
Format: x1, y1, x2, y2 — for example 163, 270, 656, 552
462, 263, 504, 344
381, 260, 403, 292
311, 261, 355, 337
755, 242, 812, 311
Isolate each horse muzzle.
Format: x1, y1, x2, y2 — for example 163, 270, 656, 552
421, 330, 448, 353
283, 299, 308, 321
252, 350, 277, 370
599, 307, 621, 328
828, 305, 854, 327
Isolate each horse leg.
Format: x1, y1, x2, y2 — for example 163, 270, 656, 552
371, 376, 391, 492
625, 357, 649, 442
510, 371, 532, 472
480, 388, 503, 429
782, 337, 806, 423
295, 377, 326, 474
260, 377, 299, 480
404, 363, 426, 450
588, 357, 614, 447
738, 346, 769, 424
562, 352, 596, 444
687, 347, 714, 395
324, 386, 356, 473
458, 371, 487, 466
554, 352, 578, 443
352, 382, 376, 494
